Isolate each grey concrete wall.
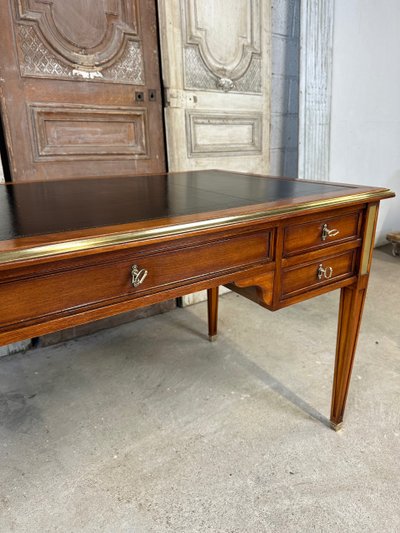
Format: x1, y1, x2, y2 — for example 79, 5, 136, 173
270, 0, 300, 178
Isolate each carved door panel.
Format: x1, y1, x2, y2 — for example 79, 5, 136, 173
0, 0, 165, 181
158, 0, 270, 173
158, 0, 270, 306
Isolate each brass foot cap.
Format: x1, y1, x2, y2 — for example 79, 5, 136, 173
330, 421, 343, 432
208, 334, 218, 342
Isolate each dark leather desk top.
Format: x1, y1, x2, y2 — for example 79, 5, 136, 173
0, 170, 378, 242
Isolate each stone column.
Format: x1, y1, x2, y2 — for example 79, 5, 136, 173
298, 0, 335, 181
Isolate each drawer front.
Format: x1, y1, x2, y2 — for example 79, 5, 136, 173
283, 210, 362, 256
0, 231, 272, 328
281, 251, 356, 298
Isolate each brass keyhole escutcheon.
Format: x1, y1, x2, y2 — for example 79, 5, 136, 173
321, 223, 340, 241
131, 265, 148, 288
317, 264, 333, 280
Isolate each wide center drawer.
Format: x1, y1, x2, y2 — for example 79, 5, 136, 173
0, 230, 273, 328
283, 209, 363, 256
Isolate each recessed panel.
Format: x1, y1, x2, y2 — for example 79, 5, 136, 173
187, 112, 262, 157
15, 0, 141, 80
183, 0, 262, 93
30, 105, 148, 160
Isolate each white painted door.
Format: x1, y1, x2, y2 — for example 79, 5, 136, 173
158, 0, 271, 173
158, 0, 271, 306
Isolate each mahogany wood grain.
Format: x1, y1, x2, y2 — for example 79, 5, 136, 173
207, 287, 219, 341
281, 250, 357, 299
283, 208, 363, 256
0, 230, 272, 330
281, 239, 361, 269
330, 202, 381, 429
0, 262, 272, 346
331, 285, 367, 429
227, 271, 275, 309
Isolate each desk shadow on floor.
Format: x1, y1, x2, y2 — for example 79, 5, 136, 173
227, 350, 332, 429
163, 309, 332, 429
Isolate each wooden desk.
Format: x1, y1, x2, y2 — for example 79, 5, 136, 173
0, 171, 394, 429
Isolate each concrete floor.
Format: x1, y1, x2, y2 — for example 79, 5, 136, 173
0, 246, 399, 532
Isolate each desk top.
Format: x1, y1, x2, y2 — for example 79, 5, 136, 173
0, 170, 394, 264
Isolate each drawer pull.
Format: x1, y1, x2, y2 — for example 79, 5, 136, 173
317, 264, 333, 280
131, 264, 148, 287
321, 224, 340, 241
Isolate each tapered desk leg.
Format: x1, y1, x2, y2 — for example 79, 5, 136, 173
330, 284, 367, 430
207, 287, 219, 342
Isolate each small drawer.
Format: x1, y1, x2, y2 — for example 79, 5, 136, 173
0, 230, 272, 329
281, 250, 356, 298
283, 210, 362, 256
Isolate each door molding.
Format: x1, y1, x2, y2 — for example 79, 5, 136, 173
16, 0, 139, 70
298, 0, 335, 181
158, 0, 270, 305
0, 0, 164, 181
184, 0, 261, 84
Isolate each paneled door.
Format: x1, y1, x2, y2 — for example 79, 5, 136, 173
158, 0, 271, 173
0, 0, 165, 181
158, 0, 270, 305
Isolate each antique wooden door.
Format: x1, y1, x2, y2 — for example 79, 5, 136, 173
158, 0, 271, 173
0, 0, 165, 181
158, 0, 270, 305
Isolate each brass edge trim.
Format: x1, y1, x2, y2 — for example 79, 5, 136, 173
360, 204, 378, 275
0, 190, 393, 265
330, 421, 343, 432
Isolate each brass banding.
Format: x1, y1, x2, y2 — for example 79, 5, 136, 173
0, 190, 393, 265
360, 204, 378, 275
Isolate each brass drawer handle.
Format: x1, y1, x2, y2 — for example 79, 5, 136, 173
317, 264, 333, 280
321, 224, 340, 241
131, 264, 148, 287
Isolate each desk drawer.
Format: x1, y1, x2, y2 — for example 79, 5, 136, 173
283, 210, 362, 256
0, 230, 272, 328
281, 250, 356, 298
